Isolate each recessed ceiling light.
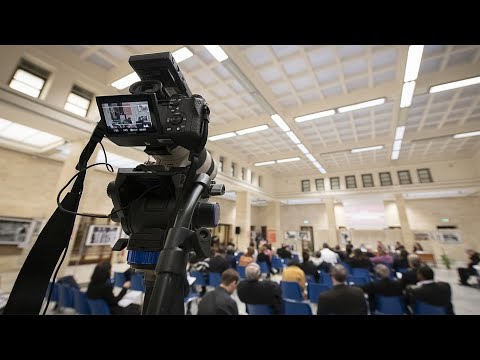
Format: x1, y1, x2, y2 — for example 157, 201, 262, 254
294, 109, 335, 123
393, 140, 402, 151
400, 81, 416, 108
297, 144, 310, 154
204, 45, 228, 62
338, 98, 385, 113
208, 132, 237, 141
430, 76, 480, 93
255, 161, 275, 166
351, 145, 384, 153
276, 157, 300, 163
235, 124, 269, 135
453, 130, 480, 139
391, 150, 400, 160
395, 126, 405, 140
271, 114, 290, 132
404, 45, 424, 82
285, 131, 301, 144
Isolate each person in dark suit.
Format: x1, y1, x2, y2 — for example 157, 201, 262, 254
197, 269, 239, 315
208, 247, 229, 274
300, 251, 320, 283
237, 263, 282, 314
393, 249, 410, 271
457, 249, 480, 286
86, 262, 141, 315
317, 264, 368, 315
402, 254, 422, 289
346, 248, 372, 270
361, 264, 404, 313
406, 265, 454, 315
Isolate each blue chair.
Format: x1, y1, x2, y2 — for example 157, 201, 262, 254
45, 282, 59, 303
72, 288, 91, 315
208, 272, 222, 288
414, 301, 447, 315
58, 283, 74, 309
237, 266, 246, 279
307, 283, 330, 303
87, 299, 111, 315
339, 261, 351, 274
258, 261, 269, 274
396, 268, 409, 274
306, 274, 317, 284
318, 271, 333, 288
190, 271, 208, 286
113, 272, 126, 288
351, 268, 371, 279
374, 296, 406, 315
280, 281, 303, 301
292, 254, 300, 262
347, 275, 369, 286
272, 257, 284, 272
283, 299, 312, 315
246, 304, 274, 315
130, 273, 145, 292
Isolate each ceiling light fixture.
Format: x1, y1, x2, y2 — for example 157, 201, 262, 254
404, 45, 424, 82
430, 76, 480, 93
294, 109, 335, 123
254, 161, 276, 166
395, 126, 405, 140
391, 150, 400, 160
453, 130, 480, 139
172, 47, 193, 63
276, 157, 300, 163
338, 98, 386, 113
208, 132, 237, 141
400, 81, 416, 108
111, 72, 140, 90
351, 145, 384, 153
271, 114, 290, 132
286, 131, 301, 144
297, 144, 310, 154
235, 124, 269, 135
204, 45, 228, 62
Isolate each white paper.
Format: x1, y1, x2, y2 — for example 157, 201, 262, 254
187, 275, 196, 286
118, 290, 143, 308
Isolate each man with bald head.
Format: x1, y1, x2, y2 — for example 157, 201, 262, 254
237, 263, 282, 314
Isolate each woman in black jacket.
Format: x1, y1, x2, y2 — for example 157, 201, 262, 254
86, 262, 141, 315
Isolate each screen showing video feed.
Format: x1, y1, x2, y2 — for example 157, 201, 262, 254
102, 101, 156, 134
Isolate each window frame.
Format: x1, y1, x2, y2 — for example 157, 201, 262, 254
379, 172, 393, 186
330, 177, 340, 190
345, 175, 357, 189
361, 174, 374, 188
301, 180, 311, 192
315, 178, 325, 191
397, 170, 412, 185
417, 168, 433, 183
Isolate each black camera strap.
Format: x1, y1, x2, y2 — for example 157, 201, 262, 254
3, 123, 105, 315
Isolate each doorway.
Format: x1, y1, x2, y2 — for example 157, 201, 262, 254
211, 224, 232, 247
300, 226, 314, 253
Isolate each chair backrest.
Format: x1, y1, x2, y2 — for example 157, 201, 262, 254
339, 261, 351, 274
375, 296, 406, 315
414, 301, 447, 315
306, 274, 317, 284
307, 283, 330, 303
130, 273, 145, 292
292, 254, 300, 262
190, 271, 208, 286
347, 275, 369, 286
271, 257, 284, 271
258, 261, 269, 274
318, 271, 333, 288
396, 268, 409, 274
72, 288, 91, 315
283, 299, 312, 315
351, 268, 370, 279
236, 266, 246, 279
58, 283, 75, 309
208, 272, 222, 288
280, 281, 303, 301
246, 304, 274, 315
113, 272, 126, 288
87, 299, 111, 315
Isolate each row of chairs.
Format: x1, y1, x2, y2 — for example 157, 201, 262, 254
112, 272, 145, 292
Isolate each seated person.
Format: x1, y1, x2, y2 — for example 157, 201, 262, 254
361, 264, 404, 313
406, 265, 454, 315
317, 264, 368, 315
402, 254, 422, 289
239, 247, 255, 267
370, 249, 393, 266
237, 263, 282, 314
346, 248, 372, 270
282, 258, 307, 296
300, 251, 320, 283
208, 247, 229, 274
393, 249, 410, 271
412, 242, 424, 253
197, 269, 239, 315
320, 243, 340, 265
457, 249, 480, 286
257, 245, 275, 276
86, 262, 141, 315
225, 246, 237, 269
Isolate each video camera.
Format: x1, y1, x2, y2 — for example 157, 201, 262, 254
3, 52, 224, 316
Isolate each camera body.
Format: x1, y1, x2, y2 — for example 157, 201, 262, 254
96, 52, 210, 153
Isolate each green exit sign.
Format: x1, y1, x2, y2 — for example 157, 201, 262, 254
441, 218, 450, 223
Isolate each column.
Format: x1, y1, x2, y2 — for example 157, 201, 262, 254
395, 194, 414, 251
266, 200, 281, 246
325, 198, 338, 247
235, 191, 251, 251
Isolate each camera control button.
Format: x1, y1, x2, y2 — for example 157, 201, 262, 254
171, 114, 183, 125
170, 99, 180, 106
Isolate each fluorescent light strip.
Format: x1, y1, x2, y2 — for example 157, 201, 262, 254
271, 114, 290, 132
297, 144, 310, 154
306, 153, 316, 162
255, 161, 275, 166
286, 131, 301, 144
393, 140, 402, 151
400, 81, 416, 108
111, 72, 140, 90
204, 45, 228, 62
351, 145, 384, 153
338, 98, 385, 113
453, 131, 480, 139
404, 45, 424, 82
395, 126, 405, 140
391, 150, 400, 160
208, 132, 237, 141
276, 157, 300, 163
430, 76, 480, 93
294, 109, 335, 123
235, 124, 269, 135
172, 47, 193, 63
